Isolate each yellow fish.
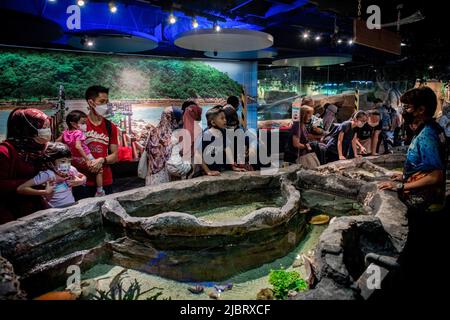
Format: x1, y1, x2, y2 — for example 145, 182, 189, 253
309, 215, 330, 225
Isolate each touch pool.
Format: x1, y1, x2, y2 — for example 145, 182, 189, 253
0, 161, 409, 300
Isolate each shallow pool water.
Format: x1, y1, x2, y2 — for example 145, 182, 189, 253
300, 189, 365, 216
130, 189, 285, 221
46, 189, 365, 300
183, 190, 285, 222
72, 224, 326, 300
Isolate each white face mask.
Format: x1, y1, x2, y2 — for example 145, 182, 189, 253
94, 104, 109, 117
23, 114, 51, 142
37, 128, 52, 141
57, 163, 71, 174
79, 124, 87, 132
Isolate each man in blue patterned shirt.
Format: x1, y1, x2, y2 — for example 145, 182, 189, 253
379, 87, 447, 212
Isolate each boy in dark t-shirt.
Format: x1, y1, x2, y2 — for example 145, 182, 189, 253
325, 111, 368, 162
197, 106, 246, 176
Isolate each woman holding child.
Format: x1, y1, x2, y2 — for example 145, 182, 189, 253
0, 108, 85, 224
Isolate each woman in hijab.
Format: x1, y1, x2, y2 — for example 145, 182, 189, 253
0, 108, 51, 223
182, 102, 203, 158
144, 107, 185, 186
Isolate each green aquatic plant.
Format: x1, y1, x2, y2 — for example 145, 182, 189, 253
93, 279, 165, 300
268, 269, 308, 300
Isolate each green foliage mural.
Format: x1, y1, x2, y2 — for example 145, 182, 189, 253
0, 49, 242, 100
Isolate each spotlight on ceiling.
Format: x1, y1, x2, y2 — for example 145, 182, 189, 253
428, 65, 434, 70
315, 35, 321, 41
302, 32, 309, 39
337, 39, 343, 44
48, 0, 57, 2
109, 2, 117, 13
401, 42, 407, 47
214, 23, 221, 32
192, 18, 199, 29
348, 39, 354, 45
340, 64, 345, 66
77, 0, 85, 6
168, 13, 177, 24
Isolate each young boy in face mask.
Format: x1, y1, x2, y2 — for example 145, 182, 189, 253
17, 142, 86, 208
197, 106, 246, 176
325, 111, 368, 162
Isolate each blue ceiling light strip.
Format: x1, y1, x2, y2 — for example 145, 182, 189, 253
229, 0, 255, 13
264, 0, 310, 18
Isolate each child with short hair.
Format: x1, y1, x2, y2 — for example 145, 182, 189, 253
196, 106, 246, 176
325, 111, 368, 162
17, 142, 86, 208
59, 110, 104, 197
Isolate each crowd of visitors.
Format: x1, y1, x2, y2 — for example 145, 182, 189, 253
0, 85, 447, 224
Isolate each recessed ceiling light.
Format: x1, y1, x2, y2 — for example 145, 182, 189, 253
77, 0, 85, 7
315, 35, 321, 41
168, 13, 177, 24
192, 18, 199, 29
109, 2, 117, 13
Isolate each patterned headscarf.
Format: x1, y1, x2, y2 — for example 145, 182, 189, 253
6, 108, 49, 160
145, 107, 180, 175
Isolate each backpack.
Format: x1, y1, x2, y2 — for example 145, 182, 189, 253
104, 118, 112, 155
323, 123, 340, 144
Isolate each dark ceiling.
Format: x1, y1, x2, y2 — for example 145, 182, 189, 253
0, 0, 448, 79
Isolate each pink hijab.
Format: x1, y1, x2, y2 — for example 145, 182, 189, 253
183, 104, 202, 157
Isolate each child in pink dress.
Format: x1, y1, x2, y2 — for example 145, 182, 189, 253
60, 110, 104, 197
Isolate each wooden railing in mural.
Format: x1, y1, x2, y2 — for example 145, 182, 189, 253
49, 85, 66, 142
49, 109, 64, 142
110, 102, 140, 161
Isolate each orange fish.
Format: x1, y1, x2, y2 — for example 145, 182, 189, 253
34, 291, 77, 300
